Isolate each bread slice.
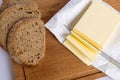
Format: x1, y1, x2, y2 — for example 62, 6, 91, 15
0, 4, 41, 49
0, 0, 38, 13
7, 18, 45, 66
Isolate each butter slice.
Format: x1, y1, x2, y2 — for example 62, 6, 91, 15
71, 31, 99, 53
73, 1, 120, 50
65, 35, 97, 61
63, 40, 92, 65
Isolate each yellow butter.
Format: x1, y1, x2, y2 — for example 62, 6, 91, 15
65, 35, 98, 61
63, 40, 92, 65
71, 31, 99, 53
73, 1, 120, 50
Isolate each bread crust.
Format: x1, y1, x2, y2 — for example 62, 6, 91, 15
7, 18, 45, 66
0, 0, 38, 13
0, 4, 41, 49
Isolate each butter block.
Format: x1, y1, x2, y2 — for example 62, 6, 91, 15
63, 40, 92, 65
73, 1, 120, 50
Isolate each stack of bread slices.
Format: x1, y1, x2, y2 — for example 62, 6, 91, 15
0, 0, 45, 66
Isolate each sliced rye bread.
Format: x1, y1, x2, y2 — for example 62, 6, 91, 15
0, 4, 41, 49
0, 0, 38, 13
7, 18, 45, 66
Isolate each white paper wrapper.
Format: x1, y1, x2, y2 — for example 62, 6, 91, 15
46, 0, 91, 43
45, 0, 120, 79
93, 25, 120, 80
96, 76, 112, 80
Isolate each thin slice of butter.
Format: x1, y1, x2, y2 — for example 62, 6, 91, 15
65, 35, 98, 61
71, 31, 99, 53
63, 40, 92, 65
73, 1, 120, 50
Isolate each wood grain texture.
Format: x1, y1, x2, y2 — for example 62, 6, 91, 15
76, 73, 105, 80
34, 0, 69, 23
104, 0, 120, 11
2, 0, 120, 80
12, 62, 25, 80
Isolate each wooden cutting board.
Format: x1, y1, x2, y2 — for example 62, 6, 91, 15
3, 0, 120, 80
